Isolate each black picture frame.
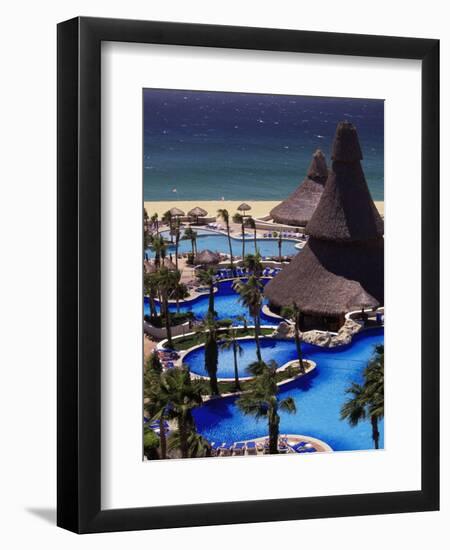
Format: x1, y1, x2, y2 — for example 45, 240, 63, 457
57, 16, 439, 533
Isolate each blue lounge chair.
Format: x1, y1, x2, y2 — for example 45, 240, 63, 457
290, 441, 307, 453
218, 443, 232, 456
233, 442, 245, 455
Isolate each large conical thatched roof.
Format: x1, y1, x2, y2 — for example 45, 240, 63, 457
264, 122, 384, 317
264, 239, 383, 315
270, 150, 328, 226
306, 124, 383, 242
195, 249, 220, 265
238, 203, 251, 212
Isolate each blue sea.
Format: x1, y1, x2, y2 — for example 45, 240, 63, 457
144, 90, 384, 202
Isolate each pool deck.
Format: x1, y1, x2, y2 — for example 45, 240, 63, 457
213, 434, 332, 457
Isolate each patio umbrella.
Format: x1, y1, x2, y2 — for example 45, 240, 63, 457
195, 249, 220, 265
143, 260, 157, 274
169, 207, 185, 217
187, 206, 208, 224
237, 202, 251, 214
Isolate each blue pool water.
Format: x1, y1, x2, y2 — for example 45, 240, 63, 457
144, 278, 276, 325
146, 230, 300, 259
185, 337, 297, 378
192, 328, 384, 452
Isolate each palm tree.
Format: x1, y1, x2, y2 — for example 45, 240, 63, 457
144, 352, 168, 459
195, 314, 220, 396
169, 272, 189, 314
159, 366, 204, 458
167, 429, 212, 458
232, 212, 246, 260
151, 212, 159, 235
196, 267, 216, 316
162, 210, 174, 243
143, 208, 151, 252
245, 216, 258, 254
156, 267, 179, 347
242, 252, 263, 278
234, 275, 263, 362
219, 328, 244, 391
217, 208, 234, 267
236, 314, 248, 332
281, 302, 305, 373
174, 218, 181, 270
237, 360, 297, 454
277, 232, 283, 263
151, 234, 167, 268
183, 227, 198, 256
144, 271, 159, 322
340, 345, 384, 449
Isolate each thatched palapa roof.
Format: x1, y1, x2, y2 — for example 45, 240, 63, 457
188, 206, 208, 218
264, 121, 384, 317
169, 207, 185, 217
144, 260, 157, 274
264, 239, 383, 315
195, 249, 220, 265
144, 258, 177, 272
270, 149, 328, 226
237, 203, 251, 212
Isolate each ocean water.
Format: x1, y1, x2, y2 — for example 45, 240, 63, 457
144, 90, 384, 202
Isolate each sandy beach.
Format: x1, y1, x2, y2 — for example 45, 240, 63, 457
144, 200, 384, 219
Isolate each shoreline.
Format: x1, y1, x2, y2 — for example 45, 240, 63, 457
145, 199, 384, 219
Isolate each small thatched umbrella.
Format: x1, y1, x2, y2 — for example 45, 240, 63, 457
237, 202, 251, 214
161, 258, 177, 271
195, 249, 220, 265
169, 207, 185, 218
264, 121, 384, 323
188, 206, 208, 224
143, 260, 157, 274
270, 150, 328, 226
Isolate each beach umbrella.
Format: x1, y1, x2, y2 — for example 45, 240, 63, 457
195, 249, 220, 265
187, 206, 208, 224
144, 260, 157, 274
169, 207, 185, 217
237, 203, 251, 214
162, 258, 177, 271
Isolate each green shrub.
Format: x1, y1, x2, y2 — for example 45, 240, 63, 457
143, 428, 160, 460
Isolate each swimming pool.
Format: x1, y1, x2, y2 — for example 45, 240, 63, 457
192, 328, 384, 452
146, 229, 300, 258
144, 278, 277, 325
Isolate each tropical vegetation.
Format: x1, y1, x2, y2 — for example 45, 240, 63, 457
237, 360, 297, 454
340, 345, 384, 449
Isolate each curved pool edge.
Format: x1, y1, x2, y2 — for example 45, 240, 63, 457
196, 358, 316, 392
239, 434, 333, 453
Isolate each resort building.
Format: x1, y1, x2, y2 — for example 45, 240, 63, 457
269, 149, 328, 227
264, 122, 384, 331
